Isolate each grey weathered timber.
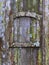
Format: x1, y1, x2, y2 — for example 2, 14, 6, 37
9, 48, 39, 65
1, 0, 43, 65
1, 0, 9, 65
9, 42, 40, 48
1, 0, 16, 65
40, 0, 46, 65
14, 12, 42, 20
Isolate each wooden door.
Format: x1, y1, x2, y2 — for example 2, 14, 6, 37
9, 17, 40, 65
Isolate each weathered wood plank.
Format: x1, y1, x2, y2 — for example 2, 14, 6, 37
10, 48, 39, 65
17, 48, 31, 65
31, 48, 38, 65
9, 42, 40, 48
13, 12, 42, 20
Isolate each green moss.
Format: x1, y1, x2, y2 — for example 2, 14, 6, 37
38, 49, 42, 65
